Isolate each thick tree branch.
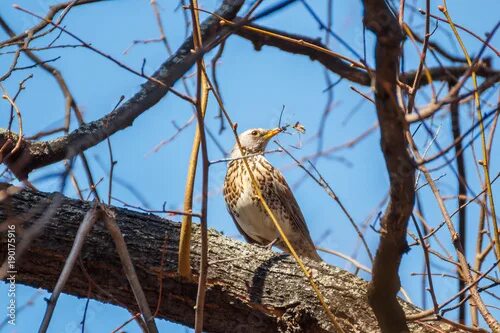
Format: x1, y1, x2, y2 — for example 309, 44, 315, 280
234, 21, 498, 87
0, 187, 468, 332
363, 1, 415, 332
0, 0, 243, 180
235, 21, 370, 86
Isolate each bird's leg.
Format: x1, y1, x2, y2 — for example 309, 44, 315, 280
264, 237, 279, 251
253, 238, 279, 252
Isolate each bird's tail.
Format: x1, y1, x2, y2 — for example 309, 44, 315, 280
285, 242, 322, 262
275, 238, 322, 262
301, 248, 322, 262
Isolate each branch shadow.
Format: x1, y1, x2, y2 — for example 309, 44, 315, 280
249, 253, 289, 303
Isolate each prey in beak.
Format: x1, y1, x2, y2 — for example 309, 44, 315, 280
262, 128, 283, 140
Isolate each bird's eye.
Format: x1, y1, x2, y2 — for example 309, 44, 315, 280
251, 130, 259, 136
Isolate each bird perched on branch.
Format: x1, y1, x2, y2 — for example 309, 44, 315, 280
223, 128, 321, 261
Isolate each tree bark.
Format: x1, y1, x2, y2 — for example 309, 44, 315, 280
0, 187, 467, 332
363, 1, 415, 332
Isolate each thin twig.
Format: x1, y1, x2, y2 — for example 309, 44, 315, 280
317, 247, 371, 274
39, 204, 99, 333
406, 0, 431, 114
417, 8, 499, 56
1, 87, 23, 157
408, 133, 499, 331
110, 312, 141, 333
276, 141, 374, 263
187, 1, 211, 331
411, 215, 439, 313
191, 6, 365, 70
12, 4, 194, 105
102, 207, 159, 333
440, 3, 499, 274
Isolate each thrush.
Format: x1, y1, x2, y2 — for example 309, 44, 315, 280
223, 128, 321, 261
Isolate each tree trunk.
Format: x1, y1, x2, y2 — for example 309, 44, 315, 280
0, 187, 465, 332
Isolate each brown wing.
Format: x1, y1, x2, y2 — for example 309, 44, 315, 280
269, 166, 321, 261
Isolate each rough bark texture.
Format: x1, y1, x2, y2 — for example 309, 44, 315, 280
0, 188, 467, 332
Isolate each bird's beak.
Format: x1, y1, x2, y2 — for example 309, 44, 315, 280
262, 128, 282, 140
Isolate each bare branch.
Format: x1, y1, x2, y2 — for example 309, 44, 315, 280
0, 0, 244, 180
102, 207, 159, 333
233, 21, 498, 88
0, 187, 470, 333
39, 204, 99, 333
362, 1, 415, 332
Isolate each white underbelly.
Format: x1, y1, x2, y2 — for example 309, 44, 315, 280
234, 186, 279, 244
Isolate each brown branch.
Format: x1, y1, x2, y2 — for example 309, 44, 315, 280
38, 204, 99, 333
449, 82, 468, 324
0, 0, 105, 48
232, 20, 498, 88
186, 1, 212, 331
406, 0, 431, 114
275, 141, 374, 263
0, 192, 63, 279
102, 207, 159, 333
0, 15, 85, 127
417, 8, 500, 56
411, 214, 440, 315
235, 21, 370, 85
362, 1, 415, 332
0, 187, 471, 333
406, 72, 500, 124
0, 0, 243, 180
408, 26, 467, 63
408, 138, 500, 331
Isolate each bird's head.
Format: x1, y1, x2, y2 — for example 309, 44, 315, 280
230, 128, 282, 158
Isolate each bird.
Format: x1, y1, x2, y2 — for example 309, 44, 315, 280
223, 127, 321, 261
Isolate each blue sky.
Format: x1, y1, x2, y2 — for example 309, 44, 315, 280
0, 0, 499, 332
